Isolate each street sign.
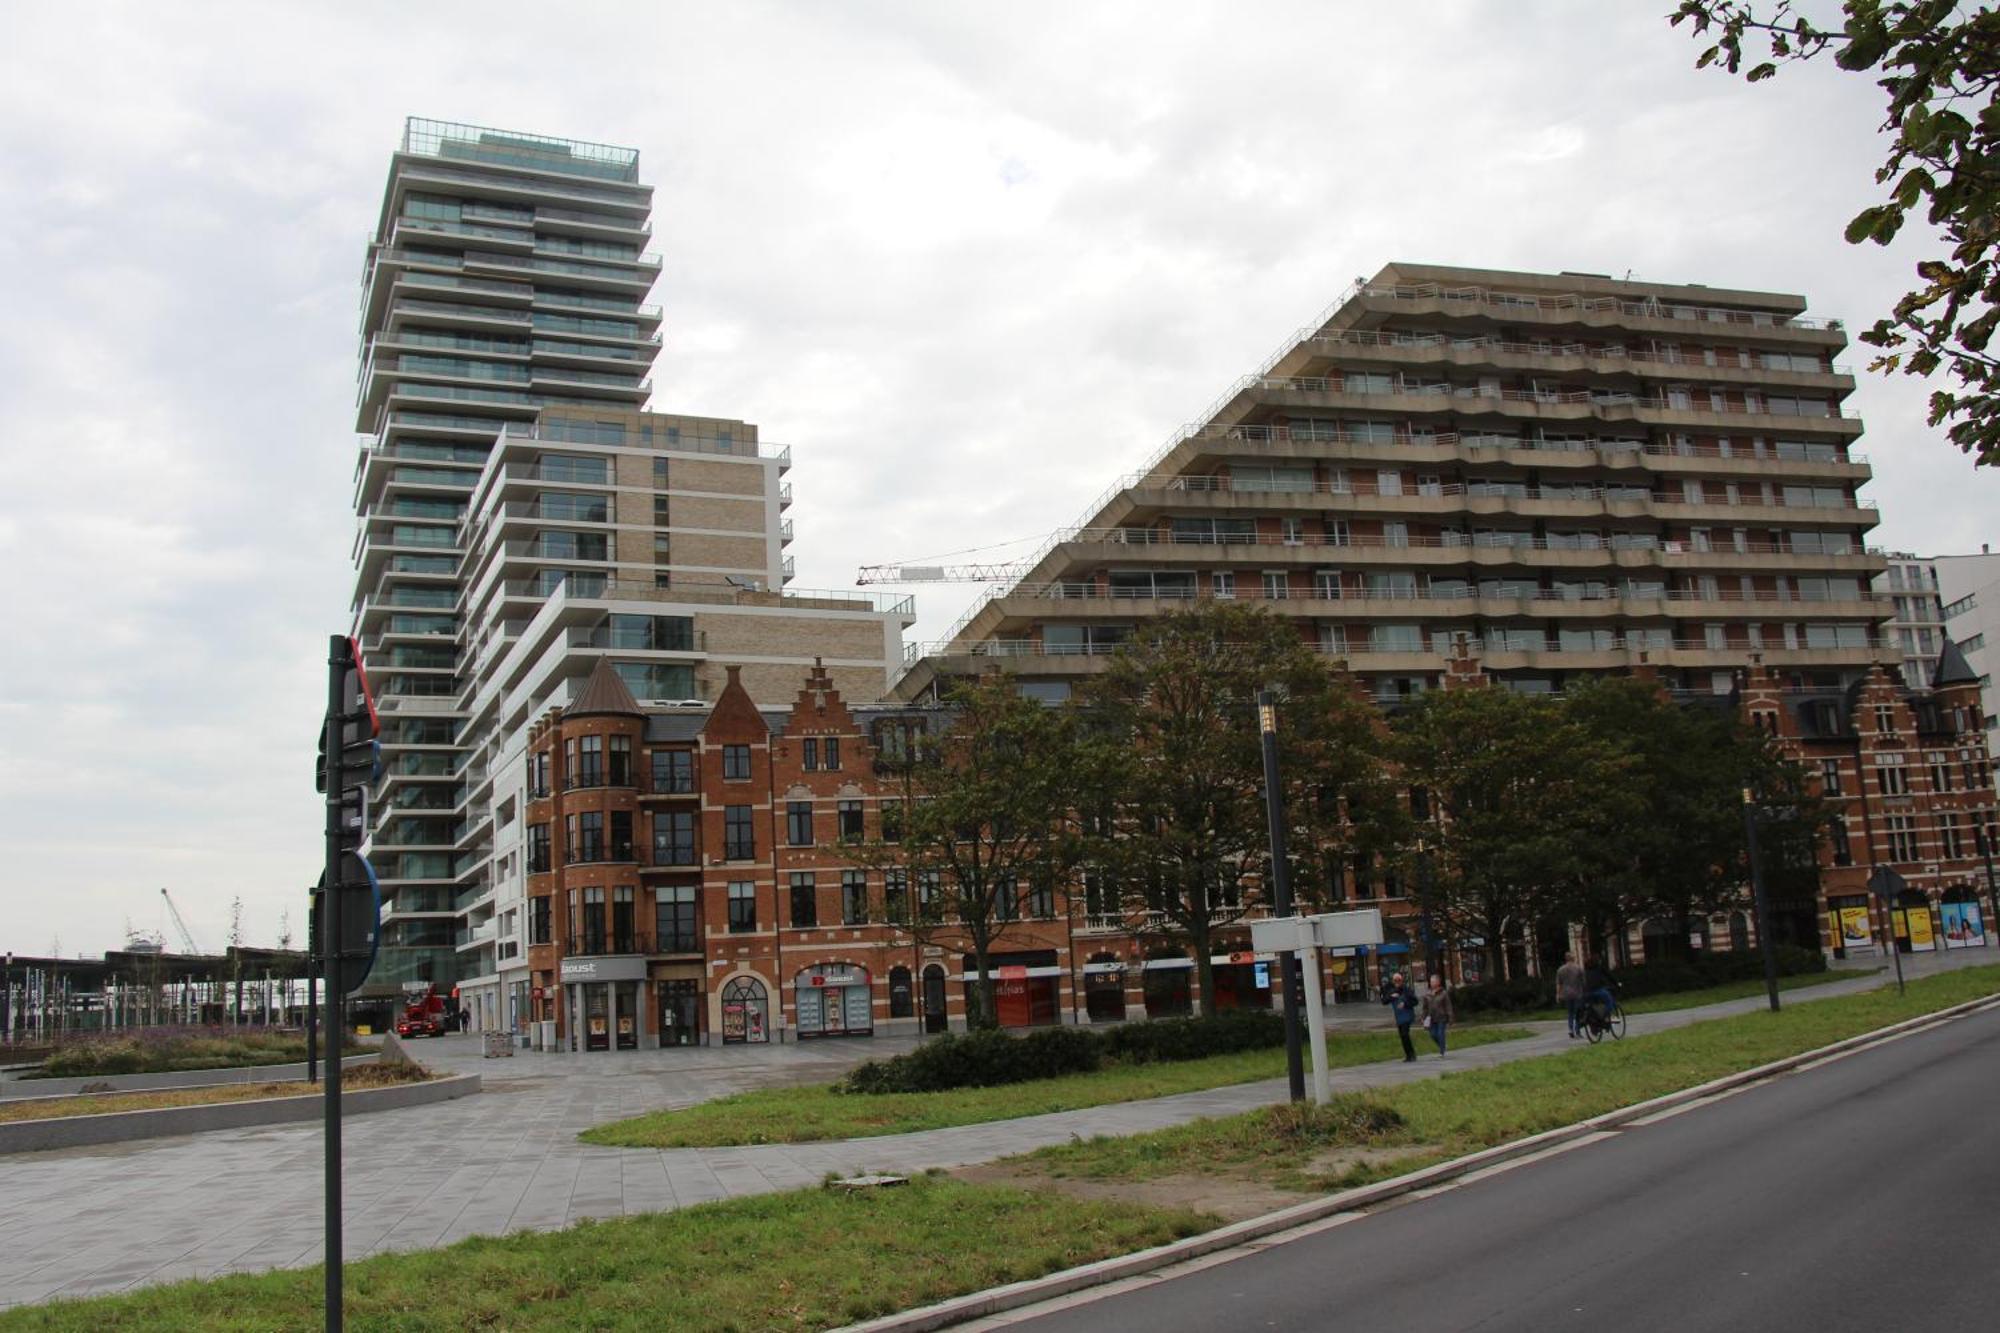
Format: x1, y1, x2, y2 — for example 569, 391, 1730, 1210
314, 853, 380, 994
1868, 865, 1908, 907
1310, 909, 1387, 950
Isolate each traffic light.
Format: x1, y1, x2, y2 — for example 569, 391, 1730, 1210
316, 637, 382, 794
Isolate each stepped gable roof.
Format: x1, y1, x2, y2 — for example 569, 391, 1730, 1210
563, 657, 644, 719
1933, 637, 1981, 688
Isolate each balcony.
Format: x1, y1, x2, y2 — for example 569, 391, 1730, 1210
1347, 281, 1844, 340
564, 626, 705, 653
563, 930, 654, 958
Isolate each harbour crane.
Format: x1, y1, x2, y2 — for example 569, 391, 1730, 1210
159, 888, 204, 955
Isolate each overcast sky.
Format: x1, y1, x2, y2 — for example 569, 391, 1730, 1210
2, 2, 1994, 957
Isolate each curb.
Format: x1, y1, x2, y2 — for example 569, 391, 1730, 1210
841, 990, 2000, 1332
0, 1072, 482, 1155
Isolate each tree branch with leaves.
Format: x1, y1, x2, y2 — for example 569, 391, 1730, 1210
1672, 0, 2000, 464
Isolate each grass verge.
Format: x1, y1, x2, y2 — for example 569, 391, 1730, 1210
1461, 965, 1879, 1026
581, 1026, 1535, 1148
1023, 963, 2000, 1194
0, 1064, 428, 1124
0, 1176, 1212, 1332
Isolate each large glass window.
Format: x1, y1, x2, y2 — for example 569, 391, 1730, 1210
656, 886, 699, 952
526, 823, 550, 873
651, 748, 694, 793
652, 810, 697, 866
843, 871, 869, 924
722, 745, 751, 780
837, 799, 864, 840
611, 662, 695, 701
787, 801, 815, 846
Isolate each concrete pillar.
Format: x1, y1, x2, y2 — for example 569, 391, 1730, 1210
607, 983, 619, 1053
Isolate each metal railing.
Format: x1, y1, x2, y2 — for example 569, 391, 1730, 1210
1300, 327, 1850, 376
562, 930, 655, 957
1121, 473, 1876, 512
918, 633, 1882, 661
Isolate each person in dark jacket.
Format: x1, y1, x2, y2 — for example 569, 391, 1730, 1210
1380, 970, 1420, 1061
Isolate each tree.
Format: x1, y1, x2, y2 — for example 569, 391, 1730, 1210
1080, 602, 1403, 1016
1672, 1, 2000, 465
1393, 686, 1629, 980
843, 671, 1093, 1030
1565, 679, 1773, 959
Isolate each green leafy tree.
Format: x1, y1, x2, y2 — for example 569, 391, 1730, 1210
1081, 602, 1403, 1015
1394, 686, 1630, 980
841, 671, 1093, 1030
1672, 1, 2000, 465
1565, 679, 1774, 958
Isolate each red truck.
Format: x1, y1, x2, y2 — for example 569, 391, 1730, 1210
394, 987, 453, 1038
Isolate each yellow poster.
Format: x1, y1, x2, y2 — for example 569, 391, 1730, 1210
1905, 908, 1936, 952
1837, 906, 1874, 951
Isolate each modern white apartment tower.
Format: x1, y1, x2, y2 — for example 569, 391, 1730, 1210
349, 120, 911, 1020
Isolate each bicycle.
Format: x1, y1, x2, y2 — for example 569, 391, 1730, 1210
1581, 991, 1626, 1043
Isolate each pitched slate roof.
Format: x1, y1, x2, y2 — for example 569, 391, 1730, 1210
1933, 636, 1981, 688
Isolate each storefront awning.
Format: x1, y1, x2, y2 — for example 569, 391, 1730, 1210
958, 966, 1065, 981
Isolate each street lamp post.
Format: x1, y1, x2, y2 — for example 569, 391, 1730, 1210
1741, 787, 1782, 1013
1257, 688, 1308, 1104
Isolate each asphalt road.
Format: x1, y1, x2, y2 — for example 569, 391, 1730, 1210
1008, 1003, 2000, 1333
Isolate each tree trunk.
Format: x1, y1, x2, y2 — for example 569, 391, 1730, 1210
968, 931, 997, 1031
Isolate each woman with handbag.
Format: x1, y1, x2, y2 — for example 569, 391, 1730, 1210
1418, 972, 1455, 1057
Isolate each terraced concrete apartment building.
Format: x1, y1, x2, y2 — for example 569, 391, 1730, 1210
898, 263, 1892, 703
348, 120, 912, 1026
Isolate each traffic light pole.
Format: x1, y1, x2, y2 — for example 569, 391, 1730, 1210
1257, 689, 1307, 1105
1741, 789, 1781, 1013
322, 634, 347, 1333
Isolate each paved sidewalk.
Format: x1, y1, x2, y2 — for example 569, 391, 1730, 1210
0, 949, 1987, 1309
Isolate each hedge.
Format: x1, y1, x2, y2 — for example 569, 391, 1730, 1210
838, 1009, 1286, 1095
1451, 945, 1828, 1015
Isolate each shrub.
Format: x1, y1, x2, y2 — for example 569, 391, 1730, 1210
839, 1008, 1287, 1095
1099, 1009, 1286, 1064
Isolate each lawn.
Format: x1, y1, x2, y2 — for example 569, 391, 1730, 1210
30, 1029, 370, 1079
1460, 965, 1879, 1025
1023, 962, 2000, 1194
0, 1177, 1212, 1333
580, 1025, 1536, 1148
0, 1064, 429, 1124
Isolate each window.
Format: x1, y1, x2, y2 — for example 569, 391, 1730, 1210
1819, 759, 1843, 797
884, 868, 908, 921
526, 823, 550, 873
837, 799, 864, 840
1263, 571, 1289, 600
1941, 811, 1966, 859
802, 738, 819, 771
1314, 570, 1342, 600
996, 877, 1020, 921
527, 752, 551, 798
824, 737, 841, 770
650, 749, 693, 794
881, 800, 904, 843
529, 895, 552, 944
580, 886, 605, 951
576, 734, 603, 787
787, 800, 815, 846
722, 744, 751, 780
1828, 816, 1852, 867
608, 735, 631, 786
1875, 704, 1897, 735
1212, 570, 1236, 599
728, 881, 757, 933
569, 811, 604, 863
1878, 755, 1910, 797
652, 880, 700, 944
610, 810, 634, 861
1929, 753, 1954, 793
789, 873, 818, 928
1886, 815, 1920, 863
843, 870, 868, 925
652, 810, 696, 866
724, 805, 754, 860
1026, 875, 1055, 919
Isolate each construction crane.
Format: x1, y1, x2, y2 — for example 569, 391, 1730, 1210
159, 888, 204, 955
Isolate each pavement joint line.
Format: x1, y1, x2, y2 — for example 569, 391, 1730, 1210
835, 988, 2000, 1333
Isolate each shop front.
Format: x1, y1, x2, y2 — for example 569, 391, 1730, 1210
1941, 891, 1988, 948
658, 977, 702, 1047
1142, 954, 1193, 1018
720, 974, 770, 1044
1082, 956, 1129, 1022
1893, 893, 1939, 954
796, 963, 874, 1038
1828, 896, 1877, 959
964, 951, 1061, 1028
1207, 951, 1276, 1011
559, 955, 648, 1052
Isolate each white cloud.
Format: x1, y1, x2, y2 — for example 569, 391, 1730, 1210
0, 0, 1994, 954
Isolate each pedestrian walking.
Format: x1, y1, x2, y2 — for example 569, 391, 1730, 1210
1555, 953, 1587, 1039
1380, 970, 1420, 1061
1419, 973, 1454, 1056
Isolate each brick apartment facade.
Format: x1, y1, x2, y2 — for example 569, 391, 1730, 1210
520, 644, 1997, 1052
